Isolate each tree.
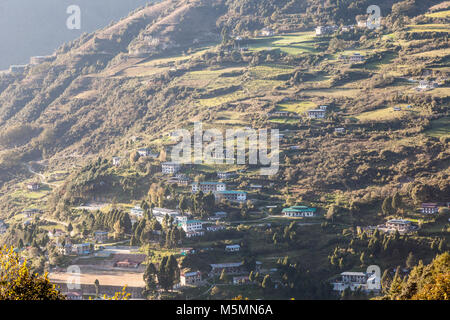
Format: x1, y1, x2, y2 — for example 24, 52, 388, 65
220, 269, 229, 283
67, 223, 73, 233
406, 252, 417, 269
94, 279, 100, 298
392, 192, 402, 213
0, 246, 65, 300
382, 197, 393, 216
262, 274, 273, 292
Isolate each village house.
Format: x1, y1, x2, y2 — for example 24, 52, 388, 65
214, 190, 247, 203
161, 162, 181, 174
26, 182, 41, 192
114, 259, 141, 268
22, 208, 42, 217
191, 181, 226, 193
168, 174, 191, 186
349, 53, 365, 63
307, 109, 326, 119
180, 271, 202, 287
137, 148, 158, 158
260, 27, 274, 37
331, 271, 381, 293
225, 244, 241, 252
112, 157, 121, 166
72, 243, 93, 255
421, 203, 439, 214
282, 206, 317, 217
250, 184, 263, 190
233, 275, 251, 285
206, 225, 225, 232
334, 127, 345, 133
57, 243, 73, 256
217, 171, 237, 179
179, 220, 204, 235
417, 80, 438, 90
94, 231, 109, 243
65, 292, 83, 300
379, 219, 417, 234
315, 25, 337, 36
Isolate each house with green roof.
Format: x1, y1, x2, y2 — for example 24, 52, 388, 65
282, 205, 317, 217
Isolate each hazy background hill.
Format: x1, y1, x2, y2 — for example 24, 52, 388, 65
0, 0, 156, 69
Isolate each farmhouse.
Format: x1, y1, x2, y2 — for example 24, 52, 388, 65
191, 181, 226, 193
282, 206, 317, 217
307, 109, 326, 119
334, 127, 345, 133
225, 244, 240, 252
379, 219, 417, 234
180, 271, 202, 286
112, 157, 121, 166
421, 203, 439, 214
26, 182, 41, 191
162, 162, 181, 174
214, 190, 247, 202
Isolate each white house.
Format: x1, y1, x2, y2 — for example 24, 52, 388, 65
180, 271, 202, 286
192, 181, 226, 193
307, 109, 326, 119
112, 157, 121, 166
225, 244, 240, 252
214, 191, 247, 202
161, 162, 181, 174
331, 271, 381, 293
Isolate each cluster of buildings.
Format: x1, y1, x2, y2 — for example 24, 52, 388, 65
315, 25, 338, 36
417, 80, 439, 91
190, 181, 247, 203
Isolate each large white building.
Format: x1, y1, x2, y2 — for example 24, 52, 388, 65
331, 271, 381, 293
191, 181, 226, 193
214, 191, 247, 202
161, 162, 181, 174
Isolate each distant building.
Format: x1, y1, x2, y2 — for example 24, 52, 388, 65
421, 203, 439, 214
282, 206, 317, 217
180, 271, 202, 286
357, 20, 368, 28
137, 148, 158, 158
260, 27, 274, 37
210, 261, 261, 276
334, 128, 345, 133
319, 105, 328, 111
65, 292, 83, 300
331, 271, 381, 293
417, 80, 438, 90
315, 25, 337, 36
72, 243, 93, 255
114, 259, 141, 268
179, 220, 204, 234
207, 225, 225, 232
217, 171, 237, 179
214, 191, 247, 202
112, 157, 121, 166
192, 181, 226, 193
379, 219, 416, 234
94, 231, 109, 243
349, 53, 365, 63
233, 275, 251, 285
307, 109, 326, 119
393, 107, 402, 111
225, 244, 240, 252
26, 183, 40, 192
161, 162, 181, 174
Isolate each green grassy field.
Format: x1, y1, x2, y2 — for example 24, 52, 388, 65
246, 32, 317, 55
425, 117, 450, 138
